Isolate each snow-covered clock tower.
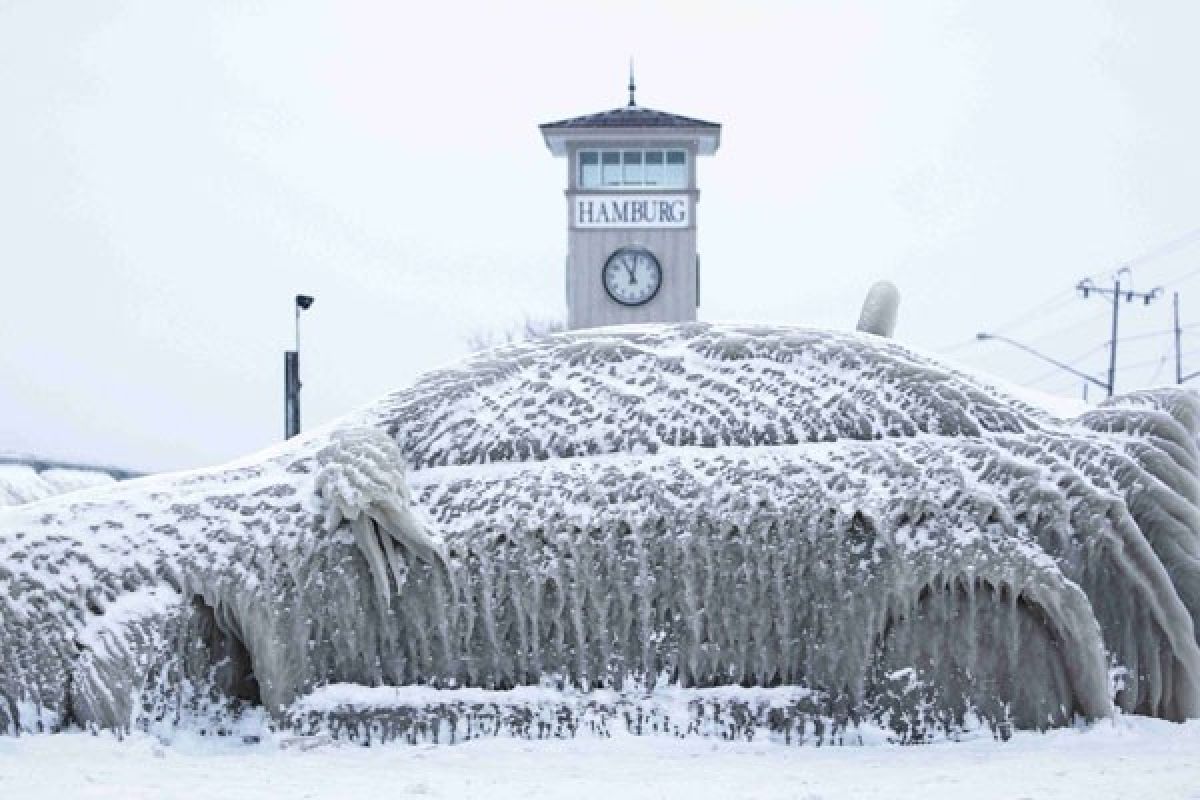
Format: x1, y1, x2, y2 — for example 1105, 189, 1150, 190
540, 74, 721, 330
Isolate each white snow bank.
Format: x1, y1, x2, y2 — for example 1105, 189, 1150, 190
0, 465, 117, 507
0, 715, 1197, 800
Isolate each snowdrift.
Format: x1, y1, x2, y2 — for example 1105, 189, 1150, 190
3, 323, 1200, 743
0, 465, 117, 507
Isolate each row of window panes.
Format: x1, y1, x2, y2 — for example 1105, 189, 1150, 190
578, 150, 687, 188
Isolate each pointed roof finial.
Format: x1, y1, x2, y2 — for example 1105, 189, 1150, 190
628, 59, 637, 107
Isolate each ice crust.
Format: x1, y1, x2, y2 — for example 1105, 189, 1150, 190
2, 323, 1200, 740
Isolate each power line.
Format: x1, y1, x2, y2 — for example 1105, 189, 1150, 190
985, 287, 1077, 337
1122, 351, 1186, 371
1021, 326, 1195, 386
1155, 261, 1200, 290
1113, 326, 1195, 344
942, 226, 1200, 360
1022, 306, 1110, 349
1124, 225, 1200, 272
1077, 225, 1200, 287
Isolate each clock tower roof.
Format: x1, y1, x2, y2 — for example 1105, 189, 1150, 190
540, 105, 721, 156
540, 104, 719, 132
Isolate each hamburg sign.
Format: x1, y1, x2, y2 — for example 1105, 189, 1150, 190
573, 194, 690, 229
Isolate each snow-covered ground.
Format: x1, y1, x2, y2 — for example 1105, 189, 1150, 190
2, 716, 1199, 799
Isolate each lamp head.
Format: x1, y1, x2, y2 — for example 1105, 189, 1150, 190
296, 294, 315, 311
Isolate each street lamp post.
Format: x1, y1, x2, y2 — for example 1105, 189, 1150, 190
285, 294, 315, 439
975, 332, 1112, 397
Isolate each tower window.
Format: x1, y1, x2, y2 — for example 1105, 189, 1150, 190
579, 149, 688, 189
622, 151, 643, 185
644, 151, 664, 185
579, 151, 599, 187
602, 151, 621, 186
666, 151, 687, 187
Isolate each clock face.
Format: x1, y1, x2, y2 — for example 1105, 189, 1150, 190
603, 247, 662, 307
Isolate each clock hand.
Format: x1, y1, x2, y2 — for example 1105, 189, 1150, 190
624, 256, 638, 284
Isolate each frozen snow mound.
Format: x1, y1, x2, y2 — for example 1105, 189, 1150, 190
0, 464, 118, 507
3, 323, 1200, 742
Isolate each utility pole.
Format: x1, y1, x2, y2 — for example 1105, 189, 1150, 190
1076, 271, 1161, 397
1172, 291, 1200, 385
285, 294, 315, 439
1176, 292, 1184, 385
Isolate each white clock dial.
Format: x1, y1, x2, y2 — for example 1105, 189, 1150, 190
603, 247, 662, 307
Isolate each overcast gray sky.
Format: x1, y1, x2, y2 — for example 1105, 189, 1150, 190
4, 1, 1200, 472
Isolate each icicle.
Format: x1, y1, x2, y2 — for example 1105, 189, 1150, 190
315, 427, 451, 612
352, 516, 392, 617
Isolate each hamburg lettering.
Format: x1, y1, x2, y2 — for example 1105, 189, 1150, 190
574, 195, 688, 228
